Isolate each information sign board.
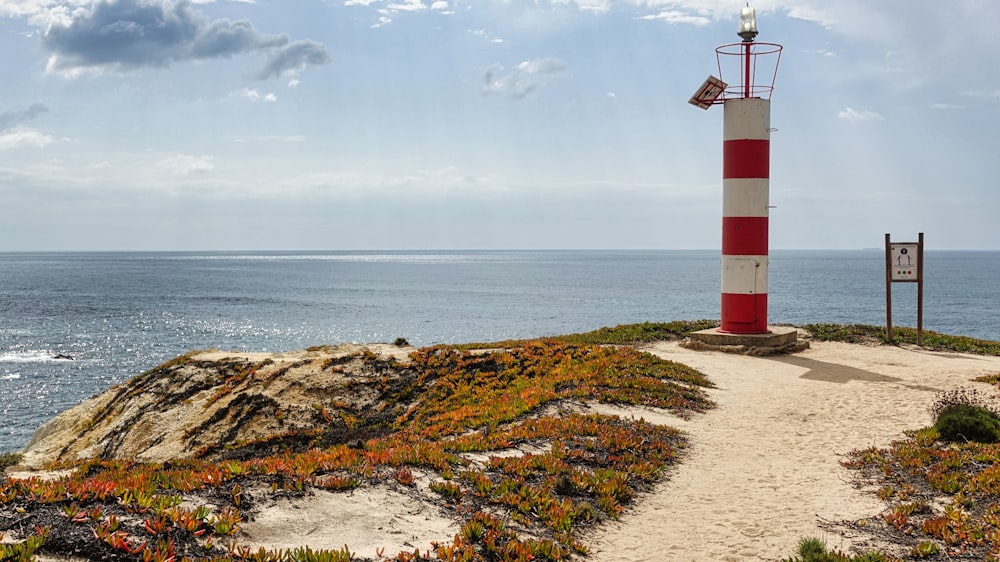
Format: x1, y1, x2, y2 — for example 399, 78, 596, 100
890, 243, 919, 282
885, 233, 924, 344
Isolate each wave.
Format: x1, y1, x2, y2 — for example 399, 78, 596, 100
1, 373, 21, 380
0, 351, 73, 363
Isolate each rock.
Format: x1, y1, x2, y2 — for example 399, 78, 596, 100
16, 343, 418, 470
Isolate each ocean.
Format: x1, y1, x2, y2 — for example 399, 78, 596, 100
1, 249, 998, 453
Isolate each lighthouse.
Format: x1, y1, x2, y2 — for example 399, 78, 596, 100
688, 7, 799, 349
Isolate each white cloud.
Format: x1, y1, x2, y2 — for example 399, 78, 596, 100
286, 166, 507, 197
482, 58, 569, 99
387, 0, 426, 12
288, 78, 301, 88
348, 0, 463, 26
0, 128, 55, 150
960, 89, 1000, 103
470, 29, 503, 44
155, 154, 215, 175
637, 10, 710, 25
552, 0, 613, 13
235, 88, 278, 102
837, 107, 885, 123
231, 134, 306, 143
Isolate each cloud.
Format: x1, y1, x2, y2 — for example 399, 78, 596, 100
552, 0, 613, 13
637, 10, 710, 25
0, 103, 49, 131
960, 89, 1000, 103
931, 103, 965, 110
0, 103, 53, 150
481, 58, 569, 99
253, 40, 332, 80
470, 29, 503, 44
40, 0, 330, 78
386, 0, 426, 12
230, 134, 305, 143
837, 107, 885, 123
285, 166, 507, 197
346, 0, 458, 27
155, 154, 215, 175
234, 88, 277, 102
0, 128, 56, 150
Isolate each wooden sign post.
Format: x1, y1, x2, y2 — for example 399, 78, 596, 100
885, 232, 924, 345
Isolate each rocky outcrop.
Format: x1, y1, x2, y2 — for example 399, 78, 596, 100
17, 343, 418, 469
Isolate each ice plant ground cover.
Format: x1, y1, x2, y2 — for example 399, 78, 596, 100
0, 335, 715, 561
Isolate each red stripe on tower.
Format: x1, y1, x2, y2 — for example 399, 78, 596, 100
723, 139, 769, 179
721, 98, 770, 333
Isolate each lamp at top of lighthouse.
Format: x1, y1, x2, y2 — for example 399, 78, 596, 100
737, 7, 758, 99
738, 7, 758, 42
687, 6, 780, 107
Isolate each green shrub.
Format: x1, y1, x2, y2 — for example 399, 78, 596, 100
934, 403, 1000, 443
783, 538, 890, 562
0, 452, 22, 472
930, 386, 1000, 419
797, 537, 828, 559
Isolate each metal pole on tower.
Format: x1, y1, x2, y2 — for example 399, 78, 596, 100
744, 42, 751, 99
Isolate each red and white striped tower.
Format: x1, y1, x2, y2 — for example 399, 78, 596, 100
689, 7, 782, 335
721, 97, 770, 332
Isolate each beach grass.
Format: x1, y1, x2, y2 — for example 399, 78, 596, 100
803, 323, 1000, 355
0, 453, 21, 472
444, 320, 719, 351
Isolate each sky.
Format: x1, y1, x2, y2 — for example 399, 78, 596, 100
0, 0, 998, 251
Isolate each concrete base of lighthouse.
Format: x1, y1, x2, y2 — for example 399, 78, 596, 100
684, 326, 805, 355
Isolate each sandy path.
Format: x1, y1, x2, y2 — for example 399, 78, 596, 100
586, 340, 1000, 562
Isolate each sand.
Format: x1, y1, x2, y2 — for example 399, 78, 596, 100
583, 339, 1000, 561
240, 478, 460, 558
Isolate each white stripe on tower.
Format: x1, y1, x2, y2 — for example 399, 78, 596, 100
721, 97, 770, 333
